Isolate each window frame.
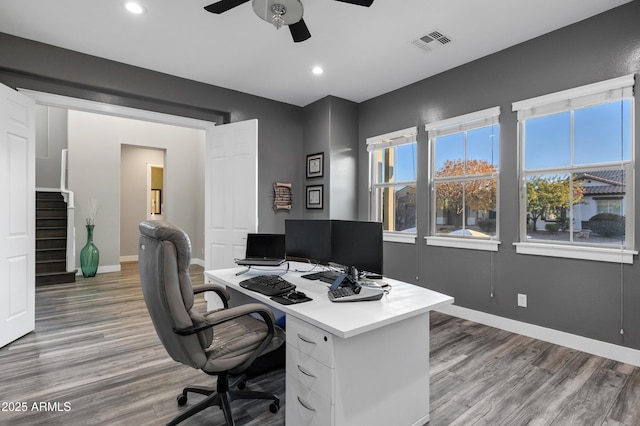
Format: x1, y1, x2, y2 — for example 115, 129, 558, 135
425, 107, 501, 252
513, 74, 637, 264
367, 127, 418, 244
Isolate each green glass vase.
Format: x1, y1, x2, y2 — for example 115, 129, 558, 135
80, 224, 99, 277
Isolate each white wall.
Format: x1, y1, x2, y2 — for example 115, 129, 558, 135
68, 110, 205, 273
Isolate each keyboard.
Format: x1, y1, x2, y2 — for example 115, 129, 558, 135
239, 275, 295, 296
328, 286, 356, 300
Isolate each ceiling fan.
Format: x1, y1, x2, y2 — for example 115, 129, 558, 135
204, 0, 374, 43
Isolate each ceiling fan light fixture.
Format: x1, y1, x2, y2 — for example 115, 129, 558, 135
253, 0, 303, 28
271, 4, 286, 30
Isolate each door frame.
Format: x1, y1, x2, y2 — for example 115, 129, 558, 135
18, 89, 217, 269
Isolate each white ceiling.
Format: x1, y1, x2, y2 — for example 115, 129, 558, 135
0, 0, 632, 107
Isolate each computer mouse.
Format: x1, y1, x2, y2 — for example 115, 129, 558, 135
289, 291, 307, 300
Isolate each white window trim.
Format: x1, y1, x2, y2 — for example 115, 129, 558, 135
512, 74, 634, 120
425, 106, 500, 137
366, 126, 417, 152
368, 127, 418, 238
384, 231, 417, 244
425, 106, 501, 250
514, 242, 637, 264
514, 75, 636, 261
426, 236, 500, 251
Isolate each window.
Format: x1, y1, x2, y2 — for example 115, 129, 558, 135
367, 127, 417, 243
425, 107, 500, 251
513, 74, 636, 263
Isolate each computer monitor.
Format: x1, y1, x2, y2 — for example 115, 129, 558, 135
284, 219, 332, 264
330, 220, 383, 276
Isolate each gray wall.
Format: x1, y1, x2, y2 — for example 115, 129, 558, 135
302, 97, 332, 219
302, 96, 359, 220
358, 2, 640, 350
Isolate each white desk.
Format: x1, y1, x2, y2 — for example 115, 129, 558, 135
204, 264, 453, 426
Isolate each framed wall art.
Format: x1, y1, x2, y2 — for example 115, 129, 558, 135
306, 152, 324, 178
306, 185, 323, 209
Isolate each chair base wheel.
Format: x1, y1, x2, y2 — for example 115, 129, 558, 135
269, 401, 279, 413
177, 394, 188, 406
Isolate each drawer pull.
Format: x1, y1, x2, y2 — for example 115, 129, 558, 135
297, 365, 316, 378
297, 396, 316, 412
297, 333, 316, 345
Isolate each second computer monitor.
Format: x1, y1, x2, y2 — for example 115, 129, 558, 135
331, 220, 383, 275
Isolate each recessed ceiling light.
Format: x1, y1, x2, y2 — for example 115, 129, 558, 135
312, 66, 324, 75
125, 2, 145, 14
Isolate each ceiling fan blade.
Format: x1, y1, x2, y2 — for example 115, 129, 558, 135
333, 0, 374, 6
289, 19, 311, 43
204, 0, 250, 14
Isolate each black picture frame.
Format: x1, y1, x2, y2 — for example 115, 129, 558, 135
306, 152, 324, 179
306, 185, 324, 209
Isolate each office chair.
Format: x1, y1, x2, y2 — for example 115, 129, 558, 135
138, 221, 285, 425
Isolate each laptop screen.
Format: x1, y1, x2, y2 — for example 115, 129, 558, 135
245, 233, 286, 259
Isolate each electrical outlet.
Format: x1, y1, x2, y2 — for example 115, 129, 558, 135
517, 293, 527, 308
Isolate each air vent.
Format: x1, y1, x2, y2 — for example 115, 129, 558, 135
411, 30, 452, 53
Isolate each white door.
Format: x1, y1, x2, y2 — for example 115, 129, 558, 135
0, 84, 36, 348
205, 119, 258, 270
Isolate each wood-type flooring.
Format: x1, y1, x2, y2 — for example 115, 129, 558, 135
0, 262, 638, 425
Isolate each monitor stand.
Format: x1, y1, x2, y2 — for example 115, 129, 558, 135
301, 270, 341, 284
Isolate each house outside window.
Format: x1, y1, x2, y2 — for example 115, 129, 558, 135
367, 127, 417, 243
425, 107, 500, 252
513, 74, 636, 264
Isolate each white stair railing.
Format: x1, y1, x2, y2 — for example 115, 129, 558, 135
60, 149, 75, 273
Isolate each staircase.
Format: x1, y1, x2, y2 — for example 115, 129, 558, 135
36, 191, 76, 285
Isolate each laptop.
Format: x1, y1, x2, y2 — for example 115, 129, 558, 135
235, 233, 286, 266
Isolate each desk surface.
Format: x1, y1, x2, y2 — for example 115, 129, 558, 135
204, 263, 453, 339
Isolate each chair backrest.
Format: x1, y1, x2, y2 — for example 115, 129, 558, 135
138, 221, 209, 369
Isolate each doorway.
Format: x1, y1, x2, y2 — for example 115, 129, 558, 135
21, 89, 214, 271
148, 163, 164, 220
120, 145, 168, 262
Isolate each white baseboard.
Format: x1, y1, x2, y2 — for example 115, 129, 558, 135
76, 264, 121, 275
120, 256, 204, 266
437, 304, 640, 368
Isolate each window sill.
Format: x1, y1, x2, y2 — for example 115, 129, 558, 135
383, 232, 416, 244
513, 242, 637, 264
425, 236, 500, 251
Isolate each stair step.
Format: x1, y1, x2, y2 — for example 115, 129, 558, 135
36, 209, 67, 218
36, 218, 67, 228
36, 248, 66, 262
36, 271, 76, 286
36, 237, 67, 250
36, 199, 67, 209
36, 228, 67, 238
36, 260, 66, 274
36, 191, 65, 201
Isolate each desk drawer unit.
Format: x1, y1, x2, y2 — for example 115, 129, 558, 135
286, 316, 335, 424
286, 371, 333, 426
286, 344, 334, 400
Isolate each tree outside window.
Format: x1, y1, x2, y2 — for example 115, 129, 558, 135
521, 98, 632, 247
431, 123, 499, 239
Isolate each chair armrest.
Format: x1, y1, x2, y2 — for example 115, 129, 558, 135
204, 303, 275, 328
173, 303, 275, 337
192, 284, 229, 308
